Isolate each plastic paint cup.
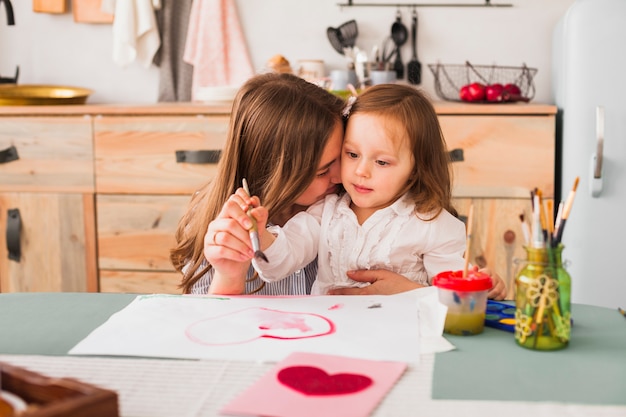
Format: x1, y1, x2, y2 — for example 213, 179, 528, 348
433, 270, 493, 336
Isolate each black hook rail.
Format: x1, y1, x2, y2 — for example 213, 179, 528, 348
338, 0, 512, 8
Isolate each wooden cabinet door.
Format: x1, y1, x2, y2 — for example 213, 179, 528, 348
94, 115, 229, 195
0, 116, 94, 193
0, 192, 97, 292
96, 194, 189, 294
454, 197, 536, 300
440, 115, 555, 199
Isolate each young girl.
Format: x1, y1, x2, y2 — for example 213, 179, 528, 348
170, 73, 346, 295
249, 84, 498, 295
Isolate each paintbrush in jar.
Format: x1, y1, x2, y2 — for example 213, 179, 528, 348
553, 176, 580, 246
463, 204, 474, 278
242, 178, 269, 263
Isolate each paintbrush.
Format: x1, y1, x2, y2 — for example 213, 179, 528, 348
553, 176, 580, 245
463, 204, 474, 278
531, 193, 545, 248
242, 178, 269, 263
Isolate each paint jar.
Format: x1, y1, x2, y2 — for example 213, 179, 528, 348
514, 244, 571, 350
433, 270, 493, 335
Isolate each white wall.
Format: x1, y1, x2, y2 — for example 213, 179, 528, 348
0, 0, 574, 104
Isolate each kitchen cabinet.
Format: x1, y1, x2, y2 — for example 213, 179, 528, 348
437, 103, 556, 298
0, 116, 96, 292
0, 102, 555, 298
93, 113, 229, 293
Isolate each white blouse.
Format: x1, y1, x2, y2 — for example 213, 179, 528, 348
252, 193, 467, 295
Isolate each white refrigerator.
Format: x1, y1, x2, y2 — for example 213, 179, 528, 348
553, 0, 626, 309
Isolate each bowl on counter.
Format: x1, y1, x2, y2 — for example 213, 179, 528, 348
0, 84, 93, 105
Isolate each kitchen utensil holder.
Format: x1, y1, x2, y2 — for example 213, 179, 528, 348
428, 61, 537, 103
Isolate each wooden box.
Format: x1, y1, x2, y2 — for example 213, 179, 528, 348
0, 362, 119, 417
72, 0, 114, 24
33, 0, 67, 14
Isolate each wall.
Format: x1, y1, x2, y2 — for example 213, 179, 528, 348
0, 0, 575, 104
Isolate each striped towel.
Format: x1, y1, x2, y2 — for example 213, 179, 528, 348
183, 0, 255, 100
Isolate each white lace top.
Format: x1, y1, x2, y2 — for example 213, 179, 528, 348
253, 193, 466, 294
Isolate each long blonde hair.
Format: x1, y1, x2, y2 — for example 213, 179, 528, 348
348, 84, 457, 219
171, 73, 346, 293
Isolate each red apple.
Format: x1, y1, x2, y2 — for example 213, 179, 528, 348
459, 85, 472, 101
503, 83, 521, 95
485, 83, 504, 102
502, 83, 528, 102
467, 82, 486, 101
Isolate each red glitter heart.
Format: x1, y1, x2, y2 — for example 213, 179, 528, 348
277, 366, 373, 396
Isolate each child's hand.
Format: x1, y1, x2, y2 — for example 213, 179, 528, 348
474, 266, 507, 300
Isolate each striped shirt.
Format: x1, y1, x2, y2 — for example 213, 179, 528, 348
189, 257, 318, 295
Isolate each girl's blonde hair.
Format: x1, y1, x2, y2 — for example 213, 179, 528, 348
171, 73, 346, 293
348, 84, 457, 219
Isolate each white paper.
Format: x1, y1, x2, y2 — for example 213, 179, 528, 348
412, 286, 456, 353
69, 294, 422, 363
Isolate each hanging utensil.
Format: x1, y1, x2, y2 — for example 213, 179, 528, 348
407, 9, 422, 85
327, 26, 345, 55
390, 11, 408, 79
327, 20, 359, 56
338, 19, 358, 49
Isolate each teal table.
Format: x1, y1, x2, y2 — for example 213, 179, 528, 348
433, 303, 626, 405
1, 292, 625, 413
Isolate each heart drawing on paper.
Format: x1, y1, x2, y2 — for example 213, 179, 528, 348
277, 366, 373, 396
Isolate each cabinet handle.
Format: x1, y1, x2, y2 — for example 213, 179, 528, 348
175, 150, 221, 164
448, 148, 464, 162
6, 208, 21, 262
0, 145, 19, 164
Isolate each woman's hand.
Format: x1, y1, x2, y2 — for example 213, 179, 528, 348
327, 269, 426, 295
203, 189, 269, 294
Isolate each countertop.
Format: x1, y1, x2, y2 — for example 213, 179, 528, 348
0, 101, 557, 116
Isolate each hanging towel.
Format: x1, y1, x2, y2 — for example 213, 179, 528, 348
103, 0, 161, 68
153, 0, 194, 102
183, 0, 255, 100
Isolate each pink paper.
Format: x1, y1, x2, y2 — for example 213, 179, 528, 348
221, 352, 407, 417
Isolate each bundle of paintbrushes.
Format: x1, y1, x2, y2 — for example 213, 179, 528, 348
513, 177, 578, 351
517, 176, 579, 249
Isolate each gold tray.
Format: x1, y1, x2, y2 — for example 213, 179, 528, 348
0, 85, 93, 105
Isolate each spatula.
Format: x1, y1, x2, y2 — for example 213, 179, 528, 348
407, 9, 422, 85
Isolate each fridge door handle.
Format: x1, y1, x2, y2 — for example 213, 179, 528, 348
590, 106, 604, 197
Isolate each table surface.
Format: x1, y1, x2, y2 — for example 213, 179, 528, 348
1, 292, 625, 417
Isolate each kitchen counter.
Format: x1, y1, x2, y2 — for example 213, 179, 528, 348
0, 101, 557, 296
0, 101, 556, 116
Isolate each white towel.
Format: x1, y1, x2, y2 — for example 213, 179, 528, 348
183, 0, 254, 99
104, 0, 161, 68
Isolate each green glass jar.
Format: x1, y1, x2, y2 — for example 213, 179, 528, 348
514, 244, 571, 350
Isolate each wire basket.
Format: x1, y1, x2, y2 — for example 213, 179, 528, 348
428, 61, 537, 103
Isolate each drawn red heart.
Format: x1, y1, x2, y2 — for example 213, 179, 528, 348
277, 366, 373, 396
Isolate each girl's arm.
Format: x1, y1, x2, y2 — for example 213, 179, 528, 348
252, 209, 321, 283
